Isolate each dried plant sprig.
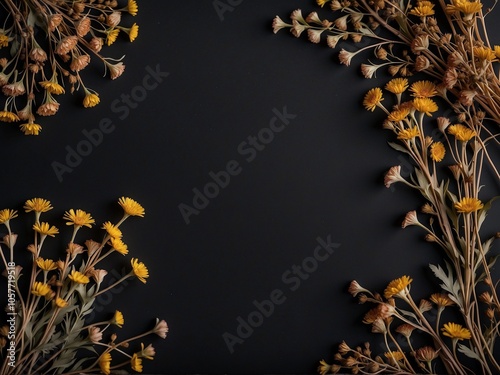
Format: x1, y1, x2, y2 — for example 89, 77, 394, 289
0, 196, 166, 375
273, 0, 499, 374
0, 0, 139, 135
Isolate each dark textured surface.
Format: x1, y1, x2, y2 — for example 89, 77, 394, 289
0, 1, 499, 374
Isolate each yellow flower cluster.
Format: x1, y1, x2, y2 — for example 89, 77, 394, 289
0, 0, 140, 135
0, 195, 163, 374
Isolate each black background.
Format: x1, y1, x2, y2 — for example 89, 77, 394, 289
1, 1, 499, 374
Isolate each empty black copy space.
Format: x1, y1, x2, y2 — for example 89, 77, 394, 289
0, 1, 499, 374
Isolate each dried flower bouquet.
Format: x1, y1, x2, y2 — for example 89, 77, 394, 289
273, 0, 499, 373
0, 197, 166, 374
0, 0, 139, 135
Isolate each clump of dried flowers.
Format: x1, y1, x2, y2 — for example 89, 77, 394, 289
0, 0, 139, 135
273, 0, 499, 373
0, 197, 167, 374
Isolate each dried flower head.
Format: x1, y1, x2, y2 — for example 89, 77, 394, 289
441, 322, 471, 340
384, 275, 412, 299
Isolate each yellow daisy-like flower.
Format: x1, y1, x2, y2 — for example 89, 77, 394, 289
131, 258, 149, 283
118, 197, 145, 217
384, 275, 413, 298
131, 353, 143, 372
0, 110, 20, 123
32, 281, 52, 297
442, 322, 471, 340
55, 297, 68, 308
410, 80, 437, 98
33, 222, 59, 237
495, 45, 500, 59
112, 310, 124, 327
106, 28, 120, 46
363, 87, 384, 111
24, 198, 53, 213
446, 0, 482, 15
0, 34, 9, 48
39, 81, 65, 95
128, 23, 139, 42
0, 209, 18, 224
430, 293, 455, 308
412, 97, 438, 116
64, 209, 95, 228
409, 1, 435, 16
397, 126, 420, 140
36, 258, 57, 271
102, 221, 123, 239
385, 78, 409, 94
20, 123, 42, 135
99, 352, 112, 375
384, 351, 405, 361
430, 141, 446, 162
455, 197, 483, 213
128, 0, 139, 15
473, 46, 496, 61
448, 124, 476, 142
83, 93, 100, 108
388, 107, 411, 122
110, 237, 129, 255
68, 270, 90, 284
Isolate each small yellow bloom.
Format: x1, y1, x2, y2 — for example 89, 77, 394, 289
36, 258, 58, 271
128, 0, 139, 15
106, 28, 120, 46
128, 23, 139, 42
102, 221, 123, 239
131, 353, 143, 372
0, 34, 9, 48
99, 352, 112, 375
473, 46, 496, 61
385, 78, 409, 94
446, 0, 482, 15
20, 123, 42, 135
64, 209, 95, 228
0, 209, 18, 224
410, 80, 437, 98
131, 258, 149, 283
430, 293, 455, 308
83, 93, 100, 108
316, 0, 329, 7
442, 322, 471, 340
68, 270, 90, 284
494, 45, 500, 59
430, 141, 446, 162
409, 1, 435, 16
55, 297, 68, 308
384, 275, 412, 298
112, 310, 124, 327
118, 197, 145, 217
33, 222, 59, 237
412, 97, 438, 116
24, 198, 53, 213
32, 281, 52, 297
397, 126, 420, 140
388, 108, 411, 122
384, 351, 405, 361
110, 237, 129, 255
0, 111, 20, 123
363, 87, 384, 111
39, 81, 65, 95
455, 197, 483, 213
448, 124, 476, 142
318, 359, 332, 375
